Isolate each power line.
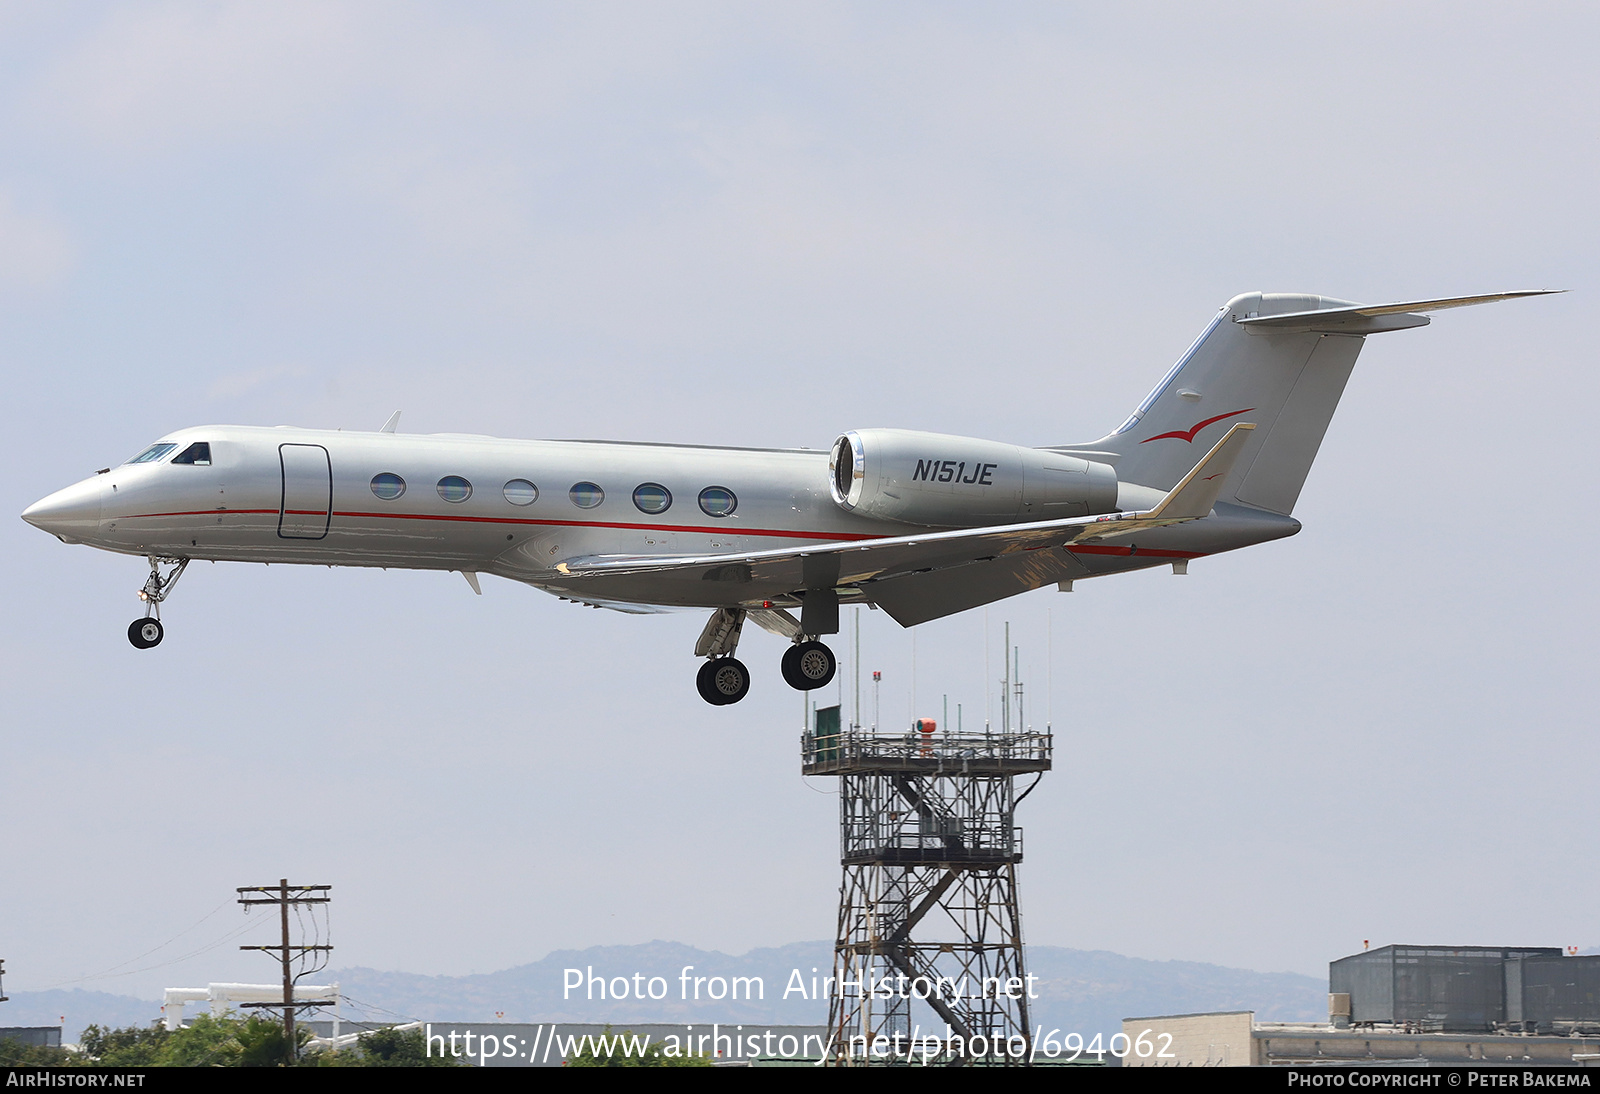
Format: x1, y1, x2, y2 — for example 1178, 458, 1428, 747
36, 898, 244, 990
39, 913, 269, 990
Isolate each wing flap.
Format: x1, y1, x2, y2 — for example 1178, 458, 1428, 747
868, 550, 1092, 627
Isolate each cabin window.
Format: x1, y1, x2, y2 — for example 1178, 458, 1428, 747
171, 442, 212, 466
371, 473, 406, 500
503, 479, 538, 506
126, 443, 177, 464
698, 486, 737, 517
437, 476, 473, 503
569, 482, 604, 509
632, 483, 672, 514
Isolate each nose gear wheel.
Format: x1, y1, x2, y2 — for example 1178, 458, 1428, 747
128, 618, 164, 649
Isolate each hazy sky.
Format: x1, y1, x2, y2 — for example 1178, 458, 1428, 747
2, 2, 1595, 1006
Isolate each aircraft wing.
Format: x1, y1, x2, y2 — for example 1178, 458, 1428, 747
549, 424, 1254, 625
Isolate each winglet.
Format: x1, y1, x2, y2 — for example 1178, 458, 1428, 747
1071, 422, 1256, 543
379, 410, 402, 434
1144, 422, 1255, 520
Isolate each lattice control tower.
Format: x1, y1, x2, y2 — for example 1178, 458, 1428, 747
803, 697, 1051, 1066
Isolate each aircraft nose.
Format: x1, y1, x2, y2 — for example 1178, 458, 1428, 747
22, 477, 104, 542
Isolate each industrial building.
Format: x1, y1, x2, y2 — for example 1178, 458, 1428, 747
1119, 1011, 1600, 1068
1331, 946, 1600, 1034
1122, 946, 1600, 1067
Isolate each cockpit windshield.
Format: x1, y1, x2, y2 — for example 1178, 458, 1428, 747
126, 443, 178, 464
172, 442, 211, 465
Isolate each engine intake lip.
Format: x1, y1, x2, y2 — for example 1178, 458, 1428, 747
828, 432, 865, 510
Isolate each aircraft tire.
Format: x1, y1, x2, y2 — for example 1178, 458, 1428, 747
696, 660, 726, 705
699, 657, 750, 705
781, 641, 837, 691
128, 618, 164, 649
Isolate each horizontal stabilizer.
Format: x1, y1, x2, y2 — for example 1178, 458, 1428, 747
1236, 290, 1561, 334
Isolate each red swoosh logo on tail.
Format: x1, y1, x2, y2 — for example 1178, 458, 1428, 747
1140, 407, 1255, 444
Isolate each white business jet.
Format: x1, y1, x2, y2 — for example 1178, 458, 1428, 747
23, 290, 1553, 704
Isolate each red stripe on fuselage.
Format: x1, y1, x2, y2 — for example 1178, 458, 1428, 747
117, 508, 881, 542
1067, 544, 1202, 559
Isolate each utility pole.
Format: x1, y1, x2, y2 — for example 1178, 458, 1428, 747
237, 879, 331, 1059
1, 957, 8, 1003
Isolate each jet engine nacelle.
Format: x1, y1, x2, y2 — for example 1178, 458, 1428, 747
828, 428, 1119, 527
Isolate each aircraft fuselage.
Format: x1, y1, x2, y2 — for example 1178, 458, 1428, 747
25, 422, 1286, 613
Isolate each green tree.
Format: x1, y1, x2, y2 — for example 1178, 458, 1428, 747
67, 1014, 473, 1068
153, 1013, 247, 1067
0, 1036, 77, 1066
75, 1013, 306, 1067
78, 1021, 169, 1066
310, 1026, 466, 1067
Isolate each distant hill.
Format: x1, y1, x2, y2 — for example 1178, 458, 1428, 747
1027, 947, 1326, 1034
0, 989, 161, 1036
3, 942, 1328, 1042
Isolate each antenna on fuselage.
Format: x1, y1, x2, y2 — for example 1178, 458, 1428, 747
379, 410, 402, 434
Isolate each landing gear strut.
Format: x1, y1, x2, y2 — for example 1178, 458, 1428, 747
128, 556, 187, 650
690, 606, 840, 703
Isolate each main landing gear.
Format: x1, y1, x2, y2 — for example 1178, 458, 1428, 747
781, 641, 837, 692
697, 658, 751, 705
692, 607, 839, 705
128, 556, 188, 650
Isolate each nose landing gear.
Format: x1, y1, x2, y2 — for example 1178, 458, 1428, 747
128, 556, 188, 650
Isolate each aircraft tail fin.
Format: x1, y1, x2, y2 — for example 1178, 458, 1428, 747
1055, 290, 1558, 515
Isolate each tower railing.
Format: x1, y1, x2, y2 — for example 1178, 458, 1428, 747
801, 726, 1052, 775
